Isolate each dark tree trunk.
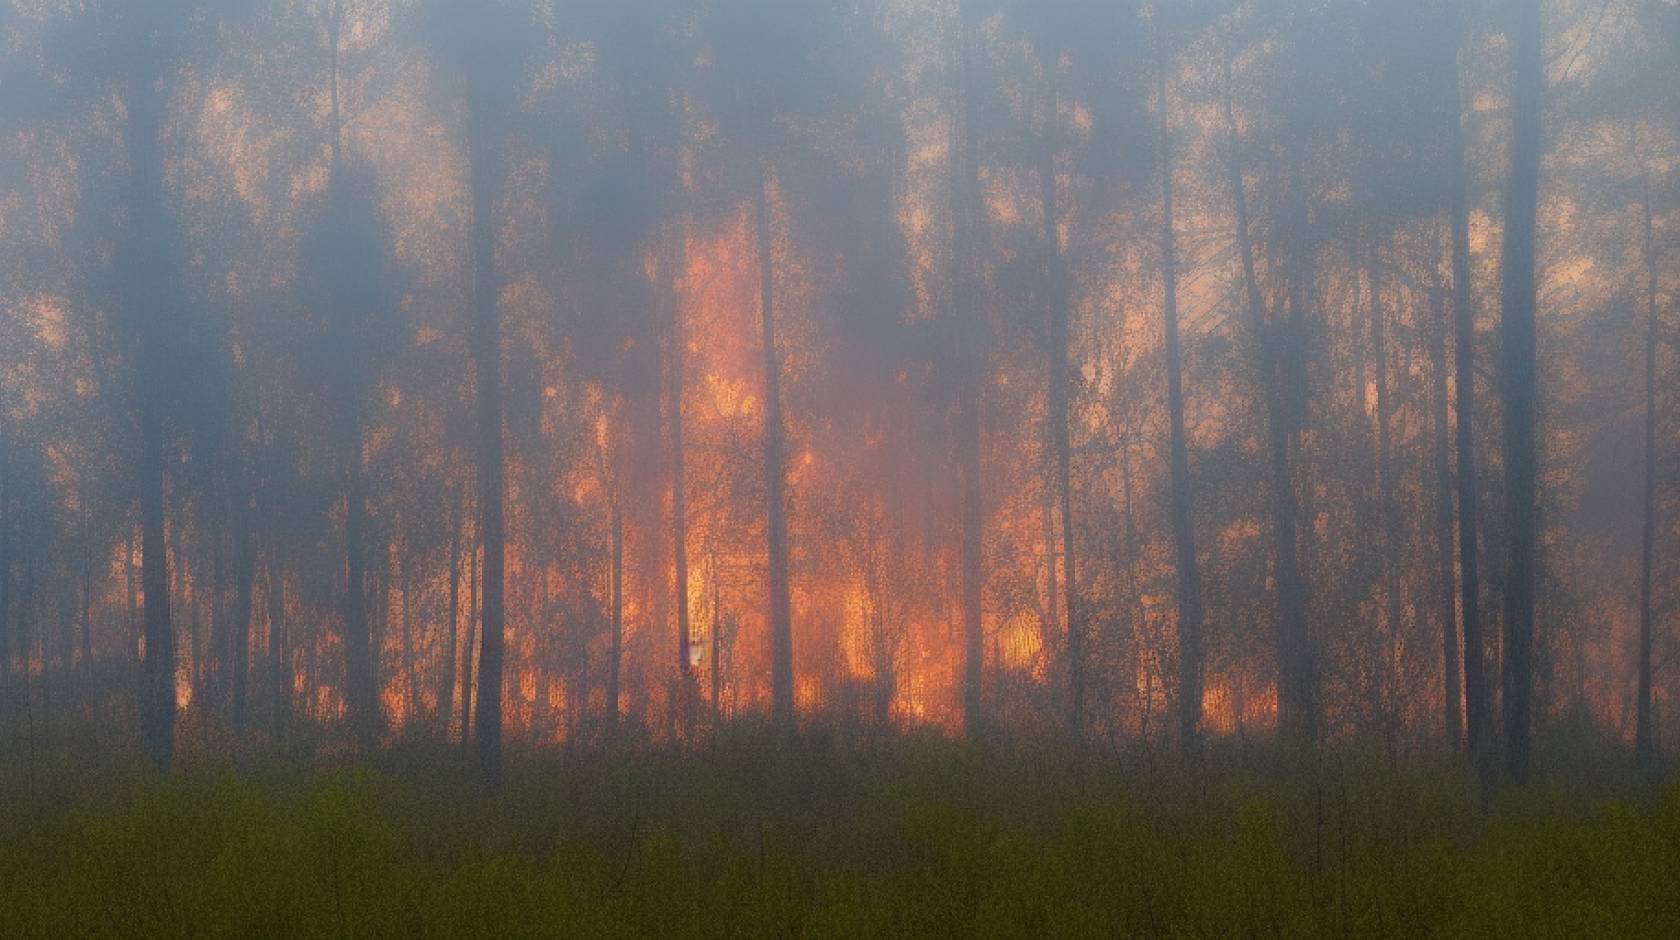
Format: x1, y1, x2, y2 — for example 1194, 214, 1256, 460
267, 554, 287, 733
1158, 55, 1204, 757
951, 0, 985, 738
1037, 60, 1081, 737
400, 542, 417, 727
231, 522, 254, 736
756, 161, 795, 727
608, 495, 623, 728
468, 75, 507, 782
462, 532, 478, 741
671, 228, 694, 715
1446, 33, 1491, 773
126, 31, 176, 771
1500, 0, 1543, 783
1429, 241, 1463, 749
1372, 245, 1402, 745
443, 505, 460, 740
1637, 157, 1660, 769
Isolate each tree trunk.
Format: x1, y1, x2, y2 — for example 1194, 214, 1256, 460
947, 1, 986, 739
126, 34, 176, 770
1428, 238, 1463, 749
1446, 31, 1491, 773
462, 532, 478, 741
400, 541, 417, 728
267, 554, 287, 734
443, 505, 460, 740
468, 75, 507, 783
608, 494, 623, 728
671, 227, 694, 719
1158, 54, 1204, 757
1372, 244, 1402, 744
1500, 0, 1543, 782
1637, 154, 1660, 769
231, 522, 254, 736
1037, 59, 1081, 737
1221, 56, 1313, 741
756, 161, 795, 727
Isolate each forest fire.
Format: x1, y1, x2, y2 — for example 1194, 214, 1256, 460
1, 0, 1678, 932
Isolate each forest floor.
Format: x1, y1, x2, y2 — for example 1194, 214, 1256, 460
1, 723, 1676, 937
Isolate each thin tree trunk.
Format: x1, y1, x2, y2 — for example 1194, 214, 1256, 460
608, 494, 623, 728
80, 503, 93, 670
468, 74, 506, 782
710, 548, 722, 730
1500, 0, 1543, 782
1037, 59, 1081, 737
128, 33, 175, 770
400, 541, 417, 728
1637, 152, 1661, 769
1429, 235, 1463, 749
1446, 31, 1490, 773
950, 0, 986, 739
671, 227, 694, 719
463, 532, 478, 741
1371, 244, 1402, 744
267, 554, 287, 733
1158, 51, 1204, 756
231, 523, 254, 736
756, 161, 795, 727
443, 504, 460, 740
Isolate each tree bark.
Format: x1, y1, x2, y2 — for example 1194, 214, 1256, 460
756, 161, 795, 727
1500, 0, 1543, 782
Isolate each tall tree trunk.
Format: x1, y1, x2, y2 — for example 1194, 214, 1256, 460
1446, 32, 1490, 772
1372, 244, 1402, 744
267, 554, 287, 734
1428, 238, 1463, 750
344, 459, 370, 746
0, 432, 10, 702
1500, 0, 1543, 782
670, 227, 694, 716
400, 541, 416, 728
1158, 53, 1204, 757
80, 503, 93, 670
756, 161, 795, 727
1637, 154, 1660, 769
231, 522, 254, 736
1221, 56, 1313, 742
468, 76, 506, 782
1037, 59, 1081, 737
462, 531, 478, 741
608, 494, 623, 728
127, 35, 176, 771
954, 9, 986, 740
443, 505, 460, 740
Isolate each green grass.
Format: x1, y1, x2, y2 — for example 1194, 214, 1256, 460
2, 728, 1677, 937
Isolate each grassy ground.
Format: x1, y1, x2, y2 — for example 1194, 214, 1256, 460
1, 726, 1676, 937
